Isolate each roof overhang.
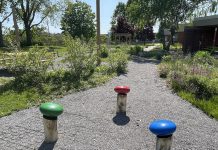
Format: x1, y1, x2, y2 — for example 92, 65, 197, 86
193, 15, 218, 27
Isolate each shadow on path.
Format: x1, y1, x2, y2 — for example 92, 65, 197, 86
38, 141, 56, 150
131, 56, 160, 65
113, 113, 130, 126
0, 68, 14, 77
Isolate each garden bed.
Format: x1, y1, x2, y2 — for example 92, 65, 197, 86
158, 51, 218, 119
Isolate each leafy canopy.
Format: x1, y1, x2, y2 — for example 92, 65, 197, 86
61, 1, 96, 40
111, 2, 127, 26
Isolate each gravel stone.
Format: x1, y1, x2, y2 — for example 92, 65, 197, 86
0, 58, 217, 150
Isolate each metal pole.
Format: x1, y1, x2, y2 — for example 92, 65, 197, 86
96, 0, 101, 55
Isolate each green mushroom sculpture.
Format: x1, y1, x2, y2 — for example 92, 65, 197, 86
39, 102, 64, 143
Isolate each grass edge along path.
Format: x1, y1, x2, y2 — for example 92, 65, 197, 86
0, 70, 116, 118
178, 91, 218, 120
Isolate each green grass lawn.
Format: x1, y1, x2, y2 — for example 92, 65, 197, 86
0, 89, 42, 117
0, 70, 116, 117
0, 77, 14, 86
178, 91, 218, 119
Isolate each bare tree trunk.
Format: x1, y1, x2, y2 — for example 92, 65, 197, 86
12, 5, 20, 49
0, 22, 4, 47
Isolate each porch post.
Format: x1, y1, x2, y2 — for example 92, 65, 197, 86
213, 27, 217, 50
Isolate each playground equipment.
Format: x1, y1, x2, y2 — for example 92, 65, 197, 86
39, 102, 63, 143
149, 120, 177, 150
114, 86, 130, 114
37, 88, 177, 149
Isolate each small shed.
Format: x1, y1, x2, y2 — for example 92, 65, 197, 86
182, 15, 218, 53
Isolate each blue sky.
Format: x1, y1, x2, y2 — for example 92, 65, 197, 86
79, 0, 130, 34
3, 0, 159, 34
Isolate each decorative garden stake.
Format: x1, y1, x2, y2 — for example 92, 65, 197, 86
149, 120, 176, 150
114, 86, 130, 114
39, 102, 64, 143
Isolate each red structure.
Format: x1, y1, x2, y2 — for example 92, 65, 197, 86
114, 86, 130, 94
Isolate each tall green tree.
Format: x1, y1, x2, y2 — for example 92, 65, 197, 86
126, 0, 156, 28
0, 0, 12, 47
154, 0, 194, 50
111, 2, 127, 26
10, 0, 58, 46
61, 1, 96, 40
111, 16, 134, 35
192, 0, 218, 17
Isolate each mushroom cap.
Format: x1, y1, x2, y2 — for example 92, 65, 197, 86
39, 102, 63, 117
114, 86, 130, 94
149, 120, 176, 137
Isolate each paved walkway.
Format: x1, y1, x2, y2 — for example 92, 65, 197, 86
0, 57, 217, 150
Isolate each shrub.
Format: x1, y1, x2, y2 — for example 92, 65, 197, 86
95, 65, 111, 75
162, 55, 172, 62
143, 49, 167, 60
193, 51, 217, 66
108, 51, 128, 74
160, 51, 218, 100
185, 76, 218, 99
1, 45, 54, 84
129, 45, 143, 55
158, 63, 171, 78
100, 46, 109, 58
112, 45, 130, 54
169, 72, 218, 99
63, 37, 97, 80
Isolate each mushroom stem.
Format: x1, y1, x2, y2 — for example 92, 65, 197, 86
39, 102, 63, 143
149, 120, 176, 150
156, 135, 173, 150
117, 93, 127, 114
43, 117, 58, 143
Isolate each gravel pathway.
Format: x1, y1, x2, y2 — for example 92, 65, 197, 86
0, 57, 217, 150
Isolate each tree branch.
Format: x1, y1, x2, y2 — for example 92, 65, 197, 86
2, 11, 13, 23
20, 0, 25, 14
30, 4, 53, 28
29, 2, 41, 25
30, 14, 48, 28
29, 1, 36, 18
26, 0, 29, 18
